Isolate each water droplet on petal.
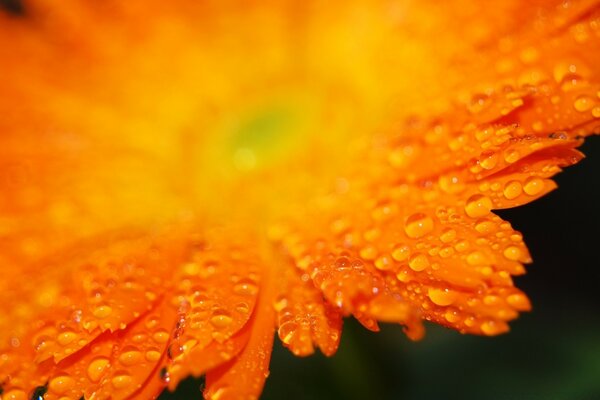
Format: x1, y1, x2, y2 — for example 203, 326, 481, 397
56, 331, 78, 346
480, 320, 507, 336
504, 150, 520, 164
404, 213, 434, 239
48, 375, 75, 395
439, 228, 456, 244
92, 305, 113, 319
233, 279, 259, 296
152, 329, 170, 344
87, 357, 110, 382
112, 373, 133, 390
573, 95, 594, 112
506, 293, 531, 310
523, 177, 544, 196
279, 321, 298, 344
480, 151, 498, 170
210, 311, 233, 329
428, 288, 458, 306
503, 246, 521, 261
4, 389, 27, 400
503, 181, 522, 200
465, 194, 493, 218
145, 348, 162, 362
119, 346, 143, 366
408, 253, 429, 271
391, 244, 410, 261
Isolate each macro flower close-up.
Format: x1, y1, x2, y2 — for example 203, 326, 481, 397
1, 0, 599, 399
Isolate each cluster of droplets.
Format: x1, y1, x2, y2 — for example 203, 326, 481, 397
273, 23, 600, 342
151, 234, 264, 393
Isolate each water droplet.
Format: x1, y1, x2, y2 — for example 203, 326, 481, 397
503, 181, 522, 200
506, 293, 531, 310
359, 245, 378, 260
145, 348, 162, 362
573, 95, 593, 112
408, 253, 429, 271
279, 321, 298, 344
428, 288, 458, 306
152, 329, 170, 344
480, 151, 498, 170
467, 93, 489, 113
504, 150, 520, 164
92, 305, 112, 319
391, 245, 410, 261
592, 106, 600, 118
4, 389, 27, 400
118, 347, 143, 366
210, 311, 233, 329
503, 246, 522, 261
111, 373, 133, 390
233, 279, 259, 296
438, 175, 466, 194
475, 220, 495, 234
523, 177, 544, 196
87, 356, 110, 382
465, 194, 493, 218
56, 331, 78, 346
404, 213, 434, 239
374, 255, 393, 271
160, 367, 171, 384
439, 228, 456, 244
480, 320, 506, 336
48, 375, 75, 395
466, 251, 487, 266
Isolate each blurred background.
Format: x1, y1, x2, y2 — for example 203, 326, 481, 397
161, 138, 600, 399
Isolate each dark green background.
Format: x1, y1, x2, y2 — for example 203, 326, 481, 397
161, 138, 600, 400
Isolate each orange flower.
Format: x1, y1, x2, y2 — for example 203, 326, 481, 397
0, 0, 598, 399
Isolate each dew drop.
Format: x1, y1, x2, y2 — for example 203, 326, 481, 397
465, 194, 493, 218
118, 347, 143, 366
502, 181, 522, 200
573, 95, 594, 112
404, 213, 434, 239
92, 305, 112, 319
111, 373, 133, 390
48, 375, 75, 395
444, 309, 461, 323
428, 288, 458, 306
160, 367, 171, 384
279, 321, 298, 344
503, 150, 520, 164
374, 255, 393, 271
210, 311, 233, 329
408, 253, 429, 271
391, 245, 410, 261
506, 293, 531, 310
145, 348, 162, 362
503, 246, 521, 261
479, 151, 498, 170
233, 279, 259, 296
523, 177, 544, 196
152, 330, 170, 344
56, 331, 78, 346
439, 228, 456, 244
438, 174, 466, 194
87, 356, 110, 383
467, 93, 489, 113
359, 245, 378, 260
4, 389, 27, 400
466, 251, 487, 266
480, 320, 506, 336
475, 220, 495, 234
